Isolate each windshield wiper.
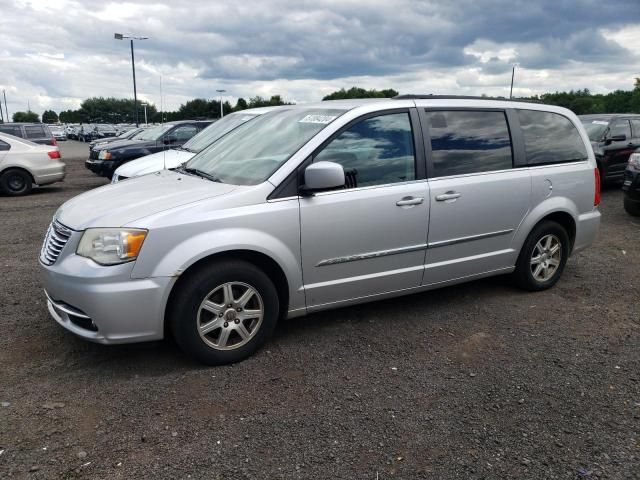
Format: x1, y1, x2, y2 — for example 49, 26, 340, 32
178, 166, 222, 183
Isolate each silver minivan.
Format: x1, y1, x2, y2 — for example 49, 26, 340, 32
40, 97, 601, 364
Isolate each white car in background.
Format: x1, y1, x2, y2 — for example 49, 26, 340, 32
0, 132, 65, 196
111, 107, 279, 183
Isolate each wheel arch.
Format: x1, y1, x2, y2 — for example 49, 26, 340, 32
514, 199, 579, 257
164, 249, 291, 336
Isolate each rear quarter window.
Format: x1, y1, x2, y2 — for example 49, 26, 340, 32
517, 110, 588, 165
24, 125, 47, 139
0, 125, 23, 137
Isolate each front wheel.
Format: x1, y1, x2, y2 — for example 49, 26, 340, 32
513, 221, 570, 291
169, 260, 279, 365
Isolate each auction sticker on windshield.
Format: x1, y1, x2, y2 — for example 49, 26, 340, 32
299, 115, 337, 124
592, 120, 609, 125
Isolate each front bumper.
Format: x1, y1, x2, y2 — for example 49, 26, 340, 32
85, 158, 121, 178
40, 239, 174, 344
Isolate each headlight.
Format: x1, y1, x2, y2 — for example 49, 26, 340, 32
629, 153, 640, 171
98, 150, 112, 160
77, 228, 147, 265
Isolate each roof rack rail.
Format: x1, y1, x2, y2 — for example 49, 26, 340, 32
392, 94, 542, 104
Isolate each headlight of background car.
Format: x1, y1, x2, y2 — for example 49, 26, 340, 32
629, 153, 640, 171
98, 150, 112, 160
77, 228, 147, 265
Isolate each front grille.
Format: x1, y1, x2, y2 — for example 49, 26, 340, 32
89, 149, 99, 160
40, 220, 72, 266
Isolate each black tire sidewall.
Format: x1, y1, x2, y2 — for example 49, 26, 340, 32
169, 260, 279, 365
0, 169, 32, 196
623, 197, 640, 216
515, 221, 570, 291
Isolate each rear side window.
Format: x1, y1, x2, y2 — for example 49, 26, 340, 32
24, 125, 47, 139
0, 139, 10, 151
609, 119, 631, 140
517, 110, 588, 165
427, 110, 513, 177
0, 125, 22, 137
314, 112, 416, 188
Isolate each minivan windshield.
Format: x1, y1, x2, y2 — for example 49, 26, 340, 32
185, 108, 345, 185
581, 119, 609, 141
182, 113, 260, 153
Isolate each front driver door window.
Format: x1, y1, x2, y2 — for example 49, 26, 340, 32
299, 110, 429, 308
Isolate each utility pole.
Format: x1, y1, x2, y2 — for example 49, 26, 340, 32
3, 90, 9, 121
509, 64, 518, 99
216, 89, 226, 118
115, 33, 148, 127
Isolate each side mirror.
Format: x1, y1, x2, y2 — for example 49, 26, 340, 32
301, 161, 345, 194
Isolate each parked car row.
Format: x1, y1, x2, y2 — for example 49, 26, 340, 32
86, 120, 212, 179
40, 97, 603, 365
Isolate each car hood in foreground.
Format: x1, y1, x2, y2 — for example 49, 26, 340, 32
56, 169, 236, 230
115, 149, 194, 179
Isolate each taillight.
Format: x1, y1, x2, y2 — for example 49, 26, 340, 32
51, 137, 57, 146
594, 168, 601, 207
48, 151, 61, 160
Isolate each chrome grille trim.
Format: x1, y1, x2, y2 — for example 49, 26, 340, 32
40, 220, 73, 266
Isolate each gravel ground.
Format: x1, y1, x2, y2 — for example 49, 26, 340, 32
0, 140, 638, 479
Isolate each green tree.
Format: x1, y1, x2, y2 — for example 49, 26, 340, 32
42, 110, 59, 124
322, 87, 398, 100
12, 110, 39, 122
234, 98, 248, 111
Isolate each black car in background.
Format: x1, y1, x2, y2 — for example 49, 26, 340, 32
579, 114, 640, 185
88, 127, 146, 150
622, 150, 640, 216
85, 120, 212, 179
0, 122, 57, 146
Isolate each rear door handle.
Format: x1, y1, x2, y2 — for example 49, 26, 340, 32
396, 196, 424, 207
435, 191, 461, 202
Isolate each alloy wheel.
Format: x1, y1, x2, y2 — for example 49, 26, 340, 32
196, 282, 264, 351
530, 234, 562, 282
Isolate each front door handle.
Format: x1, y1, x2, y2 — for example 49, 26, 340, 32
396, 196, 424, 207
435, 191, 461, 202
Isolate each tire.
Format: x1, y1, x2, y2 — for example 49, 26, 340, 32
624, 197, 640, 216
513, 220, 570, 291
169, 260, 279, 365
0, 168, 33, 196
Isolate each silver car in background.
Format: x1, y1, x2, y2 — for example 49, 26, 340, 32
0, 132, 65, 196
40, 97, 600, 364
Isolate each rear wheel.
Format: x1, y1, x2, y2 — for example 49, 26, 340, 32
513, 220, 570, 291
624, 196, 640, 216
169, 260, 279, 365
0, 168, 33, 196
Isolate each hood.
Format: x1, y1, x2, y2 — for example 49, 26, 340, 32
57, 169, 237, 230
115, 149, 194, 179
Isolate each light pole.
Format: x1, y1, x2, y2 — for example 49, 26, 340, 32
509, 63, 518, 99
141, 103, 148, 125
115, 33, 148, 127
216, 89, 226, 118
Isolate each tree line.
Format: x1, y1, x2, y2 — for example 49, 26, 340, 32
5, 80, 639, 124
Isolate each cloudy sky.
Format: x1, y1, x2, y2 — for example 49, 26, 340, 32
1, 0, 639, 117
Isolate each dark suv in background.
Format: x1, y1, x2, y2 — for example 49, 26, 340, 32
0, 123, 57, 146
579, 114, 640, 185
85, 120, 212, 179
